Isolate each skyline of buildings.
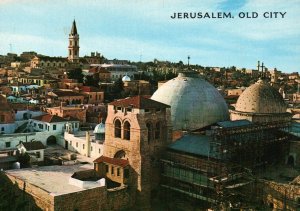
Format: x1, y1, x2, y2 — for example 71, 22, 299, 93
0, 0, 299, 73
0, 17, 299, 210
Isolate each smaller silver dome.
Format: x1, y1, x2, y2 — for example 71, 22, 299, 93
94, 123, 105, 134
122, 75, 131, 82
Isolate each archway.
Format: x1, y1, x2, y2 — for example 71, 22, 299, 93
47, 135, 57, 145
287, 155, 295, 166
114, 150, 126, 159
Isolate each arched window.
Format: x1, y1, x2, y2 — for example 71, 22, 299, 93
114, 150, 126, 159
123, 121, 131, 140
155, 122, 161, 139
114, 119, 121, 138
146, 122, 153, 144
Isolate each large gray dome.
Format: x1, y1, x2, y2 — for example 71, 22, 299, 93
151, 72, 229, 131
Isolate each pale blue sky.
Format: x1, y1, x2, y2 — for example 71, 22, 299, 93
0, 0, 299, 73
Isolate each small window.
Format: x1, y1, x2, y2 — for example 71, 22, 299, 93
114, 119, 121, 138
91, 146, 93, 151
1, 127, 4, 132
36, 151, 40, 158
106, 165, 109, 173
117, 168, 120, 176
5, 142, 10, 148
111, 166, 114, 175
99, 148, 101, 154
83, 144, 85, 149
70, 141, 72, 146
76, 142, 78, 147
123, 121, 131, 140
53, 124, 56, 130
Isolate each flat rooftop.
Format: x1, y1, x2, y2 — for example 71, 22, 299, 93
5, 163, 98, 196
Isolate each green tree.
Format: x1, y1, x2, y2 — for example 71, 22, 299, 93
112, 78, 124, 99
67, 68, 84, 83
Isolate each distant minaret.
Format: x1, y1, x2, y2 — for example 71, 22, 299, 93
68, 20, 79, 63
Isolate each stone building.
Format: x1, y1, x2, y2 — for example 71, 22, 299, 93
30, 56, 68, 68
0, 95, 16, 134
46, 106, 86, 123
81, 86, 104, 104
122, 77, 152, 96
47, 90, 85, 105
91, 63, 137, 81
101, 95, 172, 209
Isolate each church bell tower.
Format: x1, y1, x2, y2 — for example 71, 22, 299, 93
68, 20, 79, 63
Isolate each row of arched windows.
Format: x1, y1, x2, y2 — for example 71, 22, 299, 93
114, 119, 131, 140
114, 119, 162, 143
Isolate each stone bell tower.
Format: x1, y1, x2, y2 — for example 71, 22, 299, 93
103, 96, 172, 209
68, 20, 79, 63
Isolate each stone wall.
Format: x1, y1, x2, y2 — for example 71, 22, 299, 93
260, 180, 300, 211
6, 171, 135, 211
105, 186, 133, 210
54, 187, 106, 211
6, 174, 55, 210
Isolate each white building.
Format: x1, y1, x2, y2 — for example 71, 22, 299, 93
17, 141, 46, 162
64, 123, 105, 158
91, 63, 137, 81
0, 114, 80, 151
28, 114, 79, 134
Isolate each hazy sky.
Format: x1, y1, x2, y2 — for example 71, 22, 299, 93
0, 0, 299, 72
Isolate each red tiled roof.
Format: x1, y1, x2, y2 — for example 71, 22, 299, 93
32, 114, 67, 123
81, 86, 101, 92
109, 96, 170, 109
22, 141, 45, 150
93, 156, 129, 167
51, 90, 84, 97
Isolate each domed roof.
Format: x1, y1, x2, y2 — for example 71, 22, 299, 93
235, 79, 286, 113
151, 72, 229, 131
94, 123, 105, 134
122, 75, 131, 82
